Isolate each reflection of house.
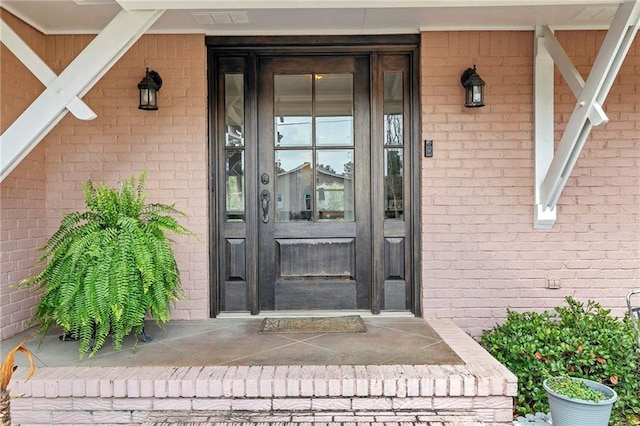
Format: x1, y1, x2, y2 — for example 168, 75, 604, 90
276, 162, 353, 221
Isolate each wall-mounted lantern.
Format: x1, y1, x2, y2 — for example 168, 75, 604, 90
137, 68, 162, 110
460, 65, 485, 108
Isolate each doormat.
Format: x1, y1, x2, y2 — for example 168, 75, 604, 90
261, 315, 367, 334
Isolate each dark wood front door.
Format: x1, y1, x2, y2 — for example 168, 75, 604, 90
209, 36, 420, 316
257, 56, 371, 310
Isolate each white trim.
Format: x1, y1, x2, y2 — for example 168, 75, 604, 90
16, 23, 617, 36
534, 0, 640, 227
116, 0, 623, 10
541, 25, 609, 126
75, 0, 116, 4
419, 24, 612, 31
533, 27, 556, 229
0, 9, 164, 182
1, 25, 616, 37
0, 19, 97, 121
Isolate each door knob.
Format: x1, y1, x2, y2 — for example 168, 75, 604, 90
260, 189, 270, 223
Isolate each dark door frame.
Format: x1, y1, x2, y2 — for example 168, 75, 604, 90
206, 35, 422, 317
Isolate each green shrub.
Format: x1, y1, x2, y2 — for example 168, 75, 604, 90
22, 173, 194, 358
480, 297, 640, 425
545, 376, 607, 402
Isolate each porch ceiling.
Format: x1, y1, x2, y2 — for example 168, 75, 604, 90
1, 0, 625, 35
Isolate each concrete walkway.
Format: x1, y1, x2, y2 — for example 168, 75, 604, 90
513, 413, 552, 425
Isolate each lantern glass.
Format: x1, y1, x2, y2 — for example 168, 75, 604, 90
472, 85, 483, 103
137, 68, 161, 110
465, 84, 484, 107
461, 66, 485, 108
138, 89, 150, 109
139, 86, 158, 110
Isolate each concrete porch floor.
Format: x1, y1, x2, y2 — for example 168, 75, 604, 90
2, 316, 464, 368
2, 315, 517, 425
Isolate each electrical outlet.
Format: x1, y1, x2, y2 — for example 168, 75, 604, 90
546, 278, 561, 289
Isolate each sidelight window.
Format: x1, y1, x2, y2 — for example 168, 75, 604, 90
224, 74, 245, 222
383, 72, 404, 220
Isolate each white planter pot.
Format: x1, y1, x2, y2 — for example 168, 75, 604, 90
543, 377, 618, 426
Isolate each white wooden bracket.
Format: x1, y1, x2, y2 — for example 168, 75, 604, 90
1, 20, 97, 121
534, 0, 640, 229
534, 26, 556, 229
0, 9, 164, 182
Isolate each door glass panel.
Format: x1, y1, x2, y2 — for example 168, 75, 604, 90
225, 74, 244, 147
384, 72, 403, 146
275, 150, 313, 222
225, 73, 245, 222
384, 148, 403, 219
225, 150, 245, 221
316, 74, 354, 146
274, 75, 312, 147
317, 150, 354, 221
383, 72, 404, 220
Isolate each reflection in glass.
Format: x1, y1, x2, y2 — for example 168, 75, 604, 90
317, 150, 354, 221
384, 72, 403, 146
385, 148, 403, 219
274, 75, 312, 147
225, 74, 244, 147
226, 150, 245, 221
316, 74, 354, 146
275, 150, 313, 222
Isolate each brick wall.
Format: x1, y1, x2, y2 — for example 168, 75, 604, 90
42, 32, 209, 320
1, 17, 637, 341
0, 10, 48, 340
0, 11, 209, 339
420, 31, 640, 336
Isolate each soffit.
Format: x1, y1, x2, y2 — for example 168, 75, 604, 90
1, 0, 623, 35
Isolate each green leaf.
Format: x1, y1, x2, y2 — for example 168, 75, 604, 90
480, 297, 640, 424
21, 173, 194, 358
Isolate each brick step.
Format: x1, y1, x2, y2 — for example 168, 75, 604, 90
8, 321, 516, 425
143, 409, 486, 425
147, 423, 482, 426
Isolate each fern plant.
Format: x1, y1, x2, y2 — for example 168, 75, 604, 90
22, 173, 194, 358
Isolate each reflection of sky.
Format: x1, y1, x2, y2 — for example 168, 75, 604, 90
275, 116, 354, 147
318, 150, 353, 176
317, 117, 353, 146
276, 117, 312, 147
276, 150, 311, 173
276, 149, 353, 177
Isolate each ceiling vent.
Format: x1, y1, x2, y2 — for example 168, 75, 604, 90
192, 11, 250, 25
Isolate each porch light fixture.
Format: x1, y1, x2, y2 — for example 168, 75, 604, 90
460, 65, 485, 108
137, 68, 162, 110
